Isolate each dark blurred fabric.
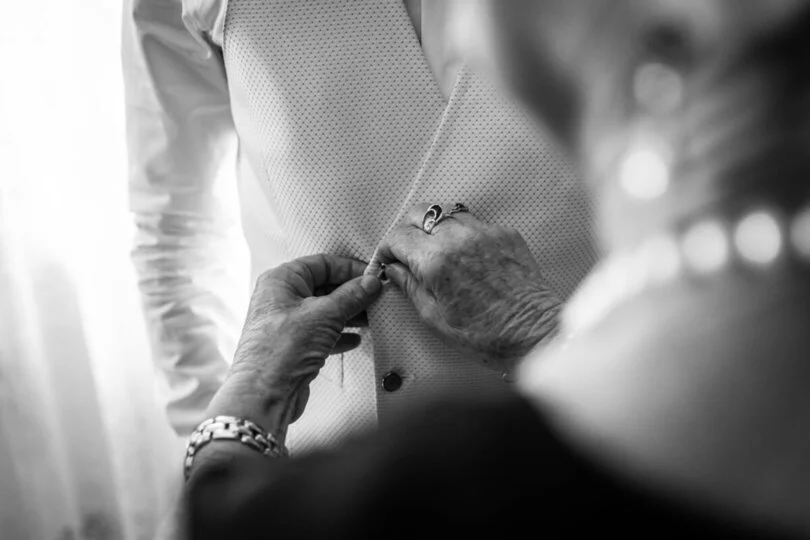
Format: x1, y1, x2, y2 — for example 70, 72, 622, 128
185, 390, 806, 539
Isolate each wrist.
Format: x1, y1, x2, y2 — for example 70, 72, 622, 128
204, 369, 297, 445
184, 414, 288, 481
501, 292, 563, 373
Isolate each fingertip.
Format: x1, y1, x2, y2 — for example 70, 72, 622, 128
360, 275, 382, 295
332, 332, 362, 355
374, 241, 394, 266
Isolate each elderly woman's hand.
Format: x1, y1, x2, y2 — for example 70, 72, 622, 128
376, 204, 562, 374
204, 254, 382, 442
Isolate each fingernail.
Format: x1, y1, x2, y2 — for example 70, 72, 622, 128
360, 275, 382, 294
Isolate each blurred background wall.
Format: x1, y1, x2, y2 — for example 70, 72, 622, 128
0, 1, 185, 538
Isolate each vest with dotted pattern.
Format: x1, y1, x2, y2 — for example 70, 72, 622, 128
223, 0, 599, 453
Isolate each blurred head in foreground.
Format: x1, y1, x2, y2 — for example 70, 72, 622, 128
456, 0, 810, 250
457, 2, 810, 528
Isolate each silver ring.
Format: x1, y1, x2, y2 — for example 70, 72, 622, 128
421, 204, 444, 234
421, 203, 469, 234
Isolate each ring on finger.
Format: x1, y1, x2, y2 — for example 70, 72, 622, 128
421, 204, 445, 234
421, 203, 469, 234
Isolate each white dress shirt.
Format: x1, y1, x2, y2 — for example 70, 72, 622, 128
122, 0, 599, 451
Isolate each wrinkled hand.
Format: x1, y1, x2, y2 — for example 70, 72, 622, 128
376, 204, 562, 373
210, 254, 382, 433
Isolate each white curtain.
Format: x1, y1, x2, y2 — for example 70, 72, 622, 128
0, 1, 186, 539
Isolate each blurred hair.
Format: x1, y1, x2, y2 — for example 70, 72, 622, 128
576, 0, 810, 202
671, 0, 810, 204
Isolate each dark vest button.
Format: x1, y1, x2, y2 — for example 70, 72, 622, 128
381, 371, 403, 392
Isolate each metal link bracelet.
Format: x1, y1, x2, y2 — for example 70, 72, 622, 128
183, 415, 288, 481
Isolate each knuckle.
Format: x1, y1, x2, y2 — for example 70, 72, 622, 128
490, 225, 517, 240
285, 259, 308, 276
418, 304, 435, 324
256, 266, 281, 287
416, 294, 440, 326
452, 228, 485, 254
502, 227, 527, 248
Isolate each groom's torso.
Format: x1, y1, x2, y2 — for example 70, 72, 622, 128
219, 0, 599, 453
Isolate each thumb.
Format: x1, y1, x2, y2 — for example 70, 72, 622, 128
325, 274, 382, 322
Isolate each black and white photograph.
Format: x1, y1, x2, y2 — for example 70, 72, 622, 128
1, 1, 809, 538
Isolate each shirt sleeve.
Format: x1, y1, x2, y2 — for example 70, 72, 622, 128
121, 0, 249, 436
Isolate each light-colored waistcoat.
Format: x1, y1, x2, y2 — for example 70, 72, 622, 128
223, 0, 599, 452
